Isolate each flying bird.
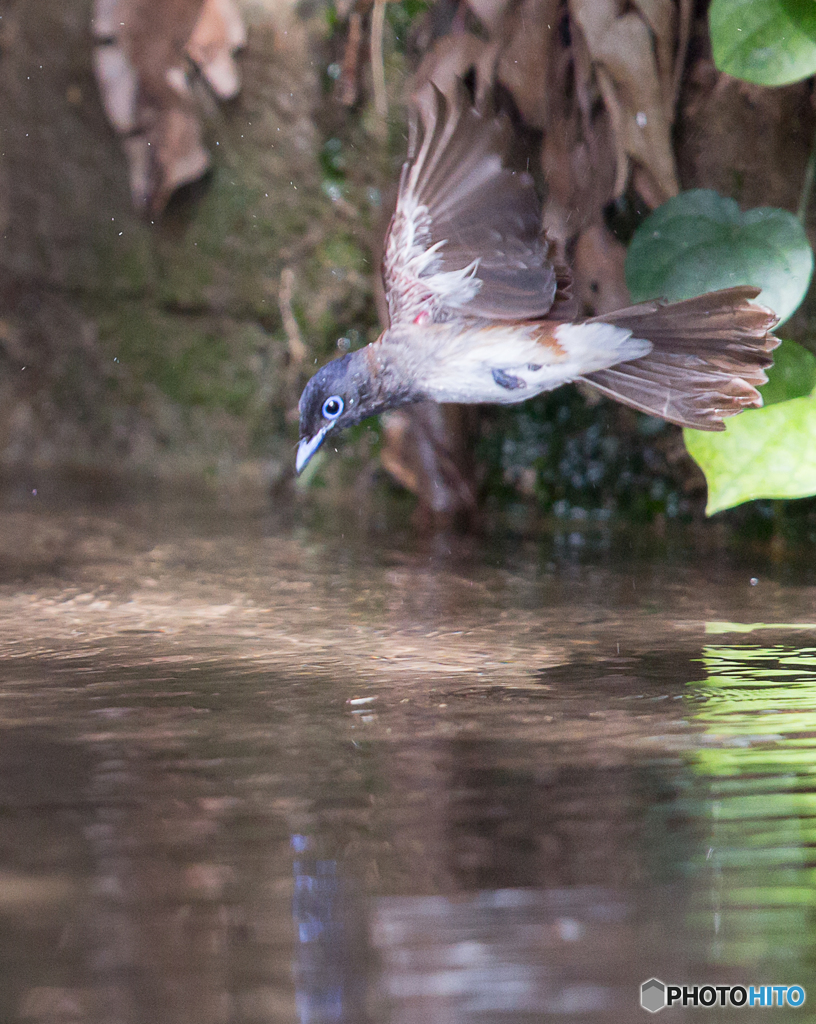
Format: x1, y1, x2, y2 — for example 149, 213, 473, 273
296, 82, 779, 474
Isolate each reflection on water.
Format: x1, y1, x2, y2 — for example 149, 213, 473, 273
0, 494, 815, 1021
688, 643, 816, 981
373, 888, 623, 1020
292, 834, 372, 1024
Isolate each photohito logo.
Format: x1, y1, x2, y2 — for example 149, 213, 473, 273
640, 979, 806, 1012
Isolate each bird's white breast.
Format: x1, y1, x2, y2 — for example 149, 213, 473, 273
404, 320, 653, 405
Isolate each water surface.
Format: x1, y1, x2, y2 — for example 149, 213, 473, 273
0, 485, 814, 1022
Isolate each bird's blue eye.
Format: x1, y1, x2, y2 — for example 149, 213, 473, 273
322, 395, 344, 419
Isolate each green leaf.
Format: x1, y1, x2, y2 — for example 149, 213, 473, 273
760, 338, 816, 406
627, 191, 816, 514
710, 0, 816, 86
625, 190, 813, 324
685, 395, 816, 514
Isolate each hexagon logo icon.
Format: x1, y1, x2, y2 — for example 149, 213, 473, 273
641, 978, 667, 1013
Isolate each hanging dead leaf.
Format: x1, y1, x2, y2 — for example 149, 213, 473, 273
187, 0, 246, 100
337, 10, 365, 107
92, 0, 245, 214
464, 0, 516, 37
572, 223, 630, 317
413, 31, 501, 104
569, 0, 684, 206
380, 403, 478, 524
494, 0, 559, 128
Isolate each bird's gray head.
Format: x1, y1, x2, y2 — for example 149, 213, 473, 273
296, 351, 386, 473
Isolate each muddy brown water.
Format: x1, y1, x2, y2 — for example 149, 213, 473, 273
0, 483, 814, 1023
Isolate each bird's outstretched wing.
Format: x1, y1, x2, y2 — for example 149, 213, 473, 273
383, 82, 559, 327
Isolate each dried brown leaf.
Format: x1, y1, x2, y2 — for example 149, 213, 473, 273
632, 0, 676, 111
337, 11, 365, 107
465, 0, 518, 35
569, 0, 681, 204
381, 404, 478, 520
93, 41, 139, 134
495, 0, 558, 128
92, 0, 245, 214
187, 0, 246, 100
413, 31, 501, 103
572, 224, 630, 317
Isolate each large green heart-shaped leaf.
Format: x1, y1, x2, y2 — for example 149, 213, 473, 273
625, 190, 813, 325
685, 395, 816, 514
710, 0, 816, 86
759, 338, 816, 406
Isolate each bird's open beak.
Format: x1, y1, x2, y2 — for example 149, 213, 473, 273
296, 423, 333, 474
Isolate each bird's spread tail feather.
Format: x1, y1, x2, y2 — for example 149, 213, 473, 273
579, 286, 779, 430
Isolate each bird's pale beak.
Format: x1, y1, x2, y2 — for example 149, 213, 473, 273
296, 423, 333, 474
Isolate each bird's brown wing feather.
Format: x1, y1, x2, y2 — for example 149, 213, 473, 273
383, 82, 557, 327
